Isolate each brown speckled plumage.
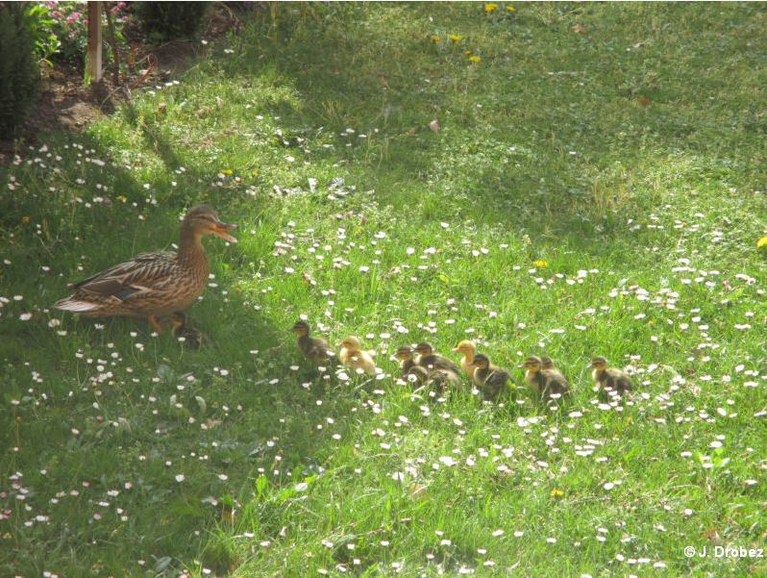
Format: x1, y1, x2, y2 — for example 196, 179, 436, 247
54, 205, 236, 329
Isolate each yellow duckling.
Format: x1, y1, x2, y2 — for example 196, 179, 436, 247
451, 339, 478, 378
591, 356, 634, 398
338, 336, 377, 375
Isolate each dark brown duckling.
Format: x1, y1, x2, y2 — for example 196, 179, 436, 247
523, 356, 570, 401
470, 353, 511, 401
395, 345, 418, 378
169, 311, 206, 349
415, 342, 461, 375
292, 320, 334, 361
404, 365, 429, 386
591, 356, 634, 398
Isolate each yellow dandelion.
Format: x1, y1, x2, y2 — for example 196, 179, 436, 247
506, 5, 516, 11
221, 169, 233, 176
533, 259, 549, 268
484, 3, 498, 13
251, 169, 260, 178
430, 34, 441, 43
449, 34, 463, 42
116, 195, 128, 203
21, 215, 30, 224
469, 55, 481, 64
550, 488, 565, 499
758, 236, 767, 248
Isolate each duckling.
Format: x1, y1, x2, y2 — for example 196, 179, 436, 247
338, 336, 377, 375
470, 353, 511, 401
404, 365, 429, 386
291, 320, 334, 361
415, 342, 461, 375
420, 368, 461, 401
452, 339, 478, 378
395, 345, 418, 378
427, 368, 461, 391
522, 356, 570, 401
169, 311, 206, 349
591, 356, 634, 398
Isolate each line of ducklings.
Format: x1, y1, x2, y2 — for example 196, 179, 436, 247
291, 321, 634, 403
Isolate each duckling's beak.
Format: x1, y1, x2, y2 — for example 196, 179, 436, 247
212, 218, 238, 243
451, 347, 461, 353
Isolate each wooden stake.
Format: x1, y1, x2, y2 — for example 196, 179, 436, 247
87, 1, 103, 84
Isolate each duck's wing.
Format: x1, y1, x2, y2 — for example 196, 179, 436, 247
68, 251, 178, 300
308, 338, 334, 359
435, 356, 461, 374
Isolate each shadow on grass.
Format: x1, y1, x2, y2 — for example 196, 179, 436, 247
210, 2, 765, 257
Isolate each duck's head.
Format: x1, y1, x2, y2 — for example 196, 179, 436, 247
541, 356, 554, 370
590, 356, 608, 370
291, 320, 310, 336
470, 353, 491, 370
395, 346, 414, 361
452, 340, 477, 356
415, 342, 434, 357
184, 205, 237, 243
521, 356, 542, 372
338, 336, 361, 351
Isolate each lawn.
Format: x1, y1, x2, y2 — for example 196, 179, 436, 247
1, 2, 766, 576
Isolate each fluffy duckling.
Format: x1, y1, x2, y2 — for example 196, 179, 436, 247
427, 368, 461, 390
292, 320, 334, 361
470, 353, 511, 401
522, 356, 570, 401
452, 340, 478, 378
404, 365, 429, 386
395, 345, 418, 378
415, 342, 461, 374
591, 357, 634, 397
169, 311, 206, 349
338, 336, 377, 375
421, 368, 461, 401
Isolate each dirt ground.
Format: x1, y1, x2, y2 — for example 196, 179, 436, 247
0, 3, 244, 162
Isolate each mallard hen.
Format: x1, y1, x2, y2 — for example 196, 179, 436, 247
54, 205, 236, 332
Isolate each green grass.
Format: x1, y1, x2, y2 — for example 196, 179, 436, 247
2, 2, 767, 576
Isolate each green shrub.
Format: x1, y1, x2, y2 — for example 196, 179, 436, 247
136, 1, 209, 42
0, 2, 40, 138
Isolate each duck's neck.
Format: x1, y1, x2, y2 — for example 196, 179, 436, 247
463, 351, 475, 364
178, 226, 209, 271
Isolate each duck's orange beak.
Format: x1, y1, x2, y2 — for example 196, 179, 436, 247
212, 218, 238, 243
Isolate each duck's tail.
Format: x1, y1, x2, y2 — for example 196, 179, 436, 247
54, 297, 99, 312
